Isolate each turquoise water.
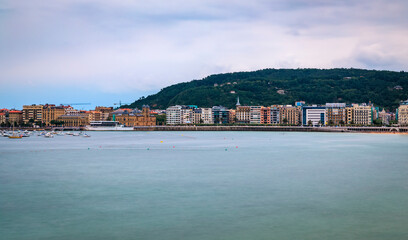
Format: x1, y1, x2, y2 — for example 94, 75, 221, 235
1, 131, 408, 240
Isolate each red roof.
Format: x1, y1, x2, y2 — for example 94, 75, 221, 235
9, 110, 22, 113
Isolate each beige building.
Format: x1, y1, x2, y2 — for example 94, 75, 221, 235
43, 105, 66, 126
236, 106, 250, 123
0, 112, 7, 125
398, 100, 408, 126
89, 111, 102, 122
229, 109, 236, 123
279, 106, 300, 125
353, 104, 372, 125
201, 108, 213, 124
22, 104, 43, 123
57, 114, 89, 127
95, 106, 114, 121
114, 106, 156, 126
8, 110, 23, 125
345, 106, 354, 124
325, 103, 346, 125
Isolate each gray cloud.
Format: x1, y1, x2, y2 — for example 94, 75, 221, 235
0, 0, 407, 94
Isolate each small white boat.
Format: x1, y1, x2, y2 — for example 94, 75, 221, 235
44, 132, 54, 138
83, 133, 91, 137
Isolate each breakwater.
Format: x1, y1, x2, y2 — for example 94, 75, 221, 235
134, 125, 408, 133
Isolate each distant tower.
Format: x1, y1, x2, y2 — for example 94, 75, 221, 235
236, 97, 241, 106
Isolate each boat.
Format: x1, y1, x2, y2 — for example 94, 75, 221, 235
8, 126, 22, 139
44, 132, 54, 138
83, 133, 91, 137
85, 121, 134, 131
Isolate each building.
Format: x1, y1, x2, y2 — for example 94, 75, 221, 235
302, 106, 325, 126
398, 100, 408, 126
192, 108, 202, 124
88, 111, 102, 122
201, 108, 213, 124
57, 114, 89, 127
250, 106, 262, 124
229, 109, 236, 124
345, 106, 354, 124
270, 106, 280, 124
280, 105, 300, 125
8, 110, 23, 125
95, 106, 114, 121
212, 106, 229, 124
22, 104, 43, 123
43, 105, 66, 126
0, 109, 8, 125
166, 105, 183, 125
236, 106, 250, 123
114, 106, 156, 126
325, 103, 346, 125
378, 109, 392, 125
260, 107, 271, 124
353, 104, 372, 125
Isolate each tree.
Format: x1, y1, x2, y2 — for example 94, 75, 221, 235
307, 120, 312, 126
283, 118, 288, 124
339, 120, 345, 126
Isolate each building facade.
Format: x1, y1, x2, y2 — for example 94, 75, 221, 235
22, 104, 43, 123
325, 103, 346, 125
398, 100, 408, 126
201, 108, 213, 124
280, 106, 300, 125
250, 106, 262, 124
302, 106, 325, 126
236, 106, 250, 123
43, 105, 66, 126
353, 104, 372, 125
260, 107, 271, 124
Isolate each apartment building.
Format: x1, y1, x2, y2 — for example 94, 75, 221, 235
22, 104, 43, 123
398, 100, 408, 126
325, 103, 346, 125
260, 107, 271, 124
236, 106, 250, 123
280, 105, 300, 125
302, 106, 325, 126
201, 108, 213, 124
250, 106, 262, 124
353, 104, 372, 125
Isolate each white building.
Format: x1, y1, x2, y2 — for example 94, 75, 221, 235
302, 106, 326, 126
166, 105, 183, 125
201, 108, 213, 124
250, 106, 262, 124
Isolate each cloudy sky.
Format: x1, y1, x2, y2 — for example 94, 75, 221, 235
1, 0, 408, 109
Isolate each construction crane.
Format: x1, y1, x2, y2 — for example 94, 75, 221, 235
113, 101, 130, 107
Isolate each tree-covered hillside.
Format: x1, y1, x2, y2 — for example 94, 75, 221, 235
126, 68, 408, 110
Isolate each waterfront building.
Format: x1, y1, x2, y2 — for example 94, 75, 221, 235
212, 106, 229, 124
8, 110, 23, 125
57, 114, 89, 127
398, 100, 408, 126
378, 109, 392, 125
302, 106, 325, 126
250, 106, 262, 124
192, 108, 202, 124
166, 105, 183, 125
65, 106, 80, 115
236, 106, 250, 124
22, 104, 43, 123
229, 109, 236, 124
201, 108, 213, 124
345, 106, 354, 124
279, 105, 300, 125
181, 107, 194, 124
43, 105, 66, 126
88, 110, 102, 122
95, 106, 114, 120
260, 107, 271, 124
0, 112, 6, 125
325, 103, 346, 125
353, 104, 372, 125
114, 106, 156, 126
270, 106, 280, 124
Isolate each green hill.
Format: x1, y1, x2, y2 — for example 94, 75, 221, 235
126, 68, 408, 110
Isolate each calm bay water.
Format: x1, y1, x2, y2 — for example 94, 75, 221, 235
1, 131, 408, 240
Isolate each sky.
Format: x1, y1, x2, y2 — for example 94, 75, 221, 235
1, 0, 408, 109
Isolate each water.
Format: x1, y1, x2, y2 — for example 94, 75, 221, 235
1, 131, 408, 240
